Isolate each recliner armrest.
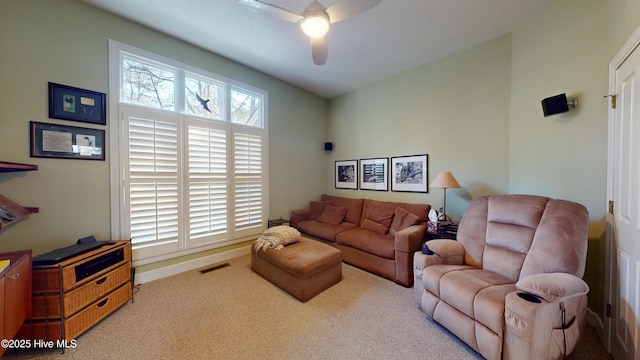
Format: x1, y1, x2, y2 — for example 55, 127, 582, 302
413, 239, 465, 273
516, 273, 589, 302
426, 239, 465, 264
413, 251, 444, 272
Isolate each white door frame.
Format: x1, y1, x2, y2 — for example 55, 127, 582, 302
605, 24, 640, 359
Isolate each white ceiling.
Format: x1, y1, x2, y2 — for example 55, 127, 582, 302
83, 0, 550, 99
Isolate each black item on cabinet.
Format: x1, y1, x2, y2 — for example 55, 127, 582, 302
32, 241, 112, 266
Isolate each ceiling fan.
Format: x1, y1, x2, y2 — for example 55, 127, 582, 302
239, 0, 382, 65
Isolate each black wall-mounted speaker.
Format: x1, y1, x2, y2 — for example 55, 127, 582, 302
324, 142, 333, 151
541, 93, 569, 117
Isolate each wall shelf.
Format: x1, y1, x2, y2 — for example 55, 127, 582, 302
0, 161, 39, 230
0, 195, 39, 230
0, 161, 38, 173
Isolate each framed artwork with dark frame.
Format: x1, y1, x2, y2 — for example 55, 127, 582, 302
49, 82, 107, 125
335, 159, 358, 189
360, 157, 388, 191
391, 154, 429, 193
30, 121, 105, 161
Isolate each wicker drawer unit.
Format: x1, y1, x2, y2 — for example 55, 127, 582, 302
19, 241, 132, 342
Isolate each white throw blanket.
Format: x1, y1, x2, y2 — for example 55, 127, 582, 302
254, 226, 301, 252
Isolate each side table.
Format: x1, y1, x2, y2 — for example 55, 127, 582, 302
425, 222, 458, 241
425, 230, 457, 241
268, 217, 290, 228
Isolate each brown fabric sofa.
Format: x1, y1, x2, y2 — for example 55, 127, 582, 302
291, 194, 430, 286
413, 194, 590, 360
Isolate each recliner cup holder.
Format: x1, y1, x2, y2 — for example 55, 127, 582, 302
517, 292, 542, 303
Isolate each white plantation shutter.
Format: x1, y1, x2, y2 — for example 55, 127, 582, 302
111, 42, 267, 264
188, 123, 228, 243
127, 114, 180, 252
234, 131, 263, 232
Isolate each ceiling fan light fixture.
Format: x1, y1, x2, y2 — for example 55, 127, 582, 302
300, 11, 329, 38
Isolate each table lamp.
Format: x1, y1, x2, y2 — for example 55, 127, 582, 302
429, 172, 461, 222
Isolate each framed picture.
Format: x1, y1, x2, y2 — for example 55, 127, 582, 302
49, 82, 106, 125
30, 121, 105, 161
360, 157, 388, 191
391, 154, 429, 192
335, 160, 358, 189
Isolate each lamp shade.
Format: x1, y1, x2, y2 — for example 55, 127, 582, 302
429, 172, 461, 189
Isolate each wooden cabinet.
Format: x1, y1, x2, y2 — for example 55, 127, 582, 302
0, 161, 39, 231
0, 250, 33, 357
19, 241, 132, 342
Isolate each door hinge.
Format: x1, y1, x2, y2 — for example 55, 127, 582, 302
606, 303, 615, 318
604, 94, 617, 109
609, 200, 614, 215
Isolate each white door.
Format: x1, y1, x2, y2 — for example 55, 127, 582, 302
606, 26, 640, 360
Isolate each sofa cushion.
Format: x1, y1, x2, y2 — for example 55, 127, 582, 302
422, 264, 474, 297
362, 199, 398, 224
362, 219, 389, 235
390, 207, 421, 236
309, 201, 331, 220
438, 268, 514, 334
317, 206, 347, 225
360, 204, 394, 235
336, 228, 395, 259
321, 194, 364, 225
296, 220, 358, 242
364, 205, 394, 226
398, 203, 430, 223
482, 195, 548, 281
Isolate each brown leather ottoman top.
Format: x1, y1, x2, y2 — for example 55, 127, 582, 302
252, 237, 342, 279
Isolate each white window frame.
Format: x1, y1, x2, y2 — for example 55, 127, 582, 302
108, 40, 268, 266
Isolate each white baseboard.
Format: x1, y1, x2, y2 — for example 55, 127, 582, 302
586, 307, 607, 350
134, 245, 251, 284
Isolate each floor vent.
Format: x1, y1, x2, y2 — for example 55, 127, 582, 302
200, 263, 230, 274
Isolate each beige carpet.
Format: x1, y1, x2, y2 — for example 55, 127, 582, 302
5, 254, 610, 359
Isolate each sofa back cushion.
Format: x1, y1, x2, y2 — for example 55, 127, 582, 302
389, 207, 421, 236
520, 199, 589, 278
483, 195, 548, 281
309, 201, 332, 220
317, 206, 347, 225
397, 203, 430, 223
458, 194, 589, 282
321, 194, 364, 225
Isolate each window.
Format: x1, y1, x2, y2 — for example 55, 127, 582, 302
109, 40, 267, 265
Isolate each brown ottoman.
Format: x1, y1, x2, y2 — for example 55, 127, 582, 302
251, 237, 342, 302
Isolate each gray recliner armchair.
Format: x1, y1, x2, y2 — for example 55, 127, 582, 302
413, 194, 590, 360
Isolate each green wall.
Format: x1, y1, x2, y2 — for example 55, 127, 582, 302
327, 34, 512, 221
327, 0, 640, 320
0, 0, 327, 256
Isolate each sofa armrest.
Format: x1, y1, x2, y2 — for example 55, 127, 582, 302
393, 223, 427, 287
516, 273, 589, 302
394, 223, 427, 252
426, 239, 465, 265
290, 208, 310, 228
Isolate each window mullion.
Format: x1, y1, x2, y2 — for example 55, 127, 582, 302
176, 70, 185, 114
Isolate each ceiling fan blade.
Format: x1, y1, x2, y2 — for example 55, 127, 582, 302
326, 0, 382, 23
239, 0, 302, 23
311, 37, 328, 65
